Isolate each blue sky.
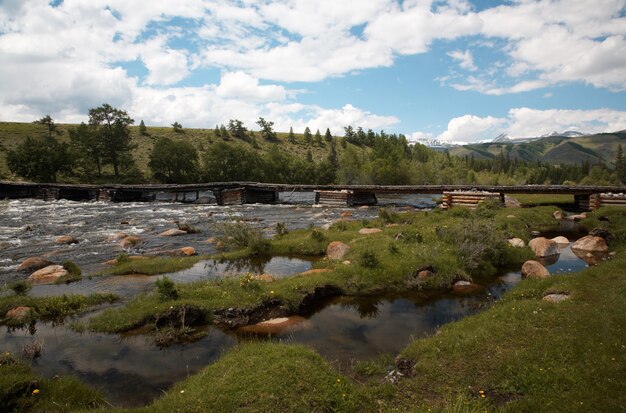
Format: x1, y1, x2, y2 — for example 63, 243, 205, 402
1, 0, 625, 143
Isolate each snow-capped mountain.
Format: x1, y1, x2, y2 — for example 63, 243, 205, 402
491, 133, 511, 143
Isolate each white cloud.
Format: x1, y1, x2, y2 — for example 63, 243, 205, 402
447, 49, 477, 71
215, 71, 287, 102
430, 108, 626, 143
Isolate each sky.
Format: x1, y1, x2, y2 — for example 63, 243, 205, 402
1, 0, 626, 143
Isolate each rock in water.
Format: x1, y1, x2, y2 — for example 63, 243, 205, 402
159, 228, 188, 237
551, 236, 569, 246
238, 316, 309, 335
552, 210, 564, 220
5, 306, 34, 322
326, 241, 351, 260
571, 235, 608, 253
521, 260, 550, 278
28, 265, 68, 285
120, 236, 142, 249
55, 235, 78, 245
17, 257, 54, 273
528, 237, 560, 257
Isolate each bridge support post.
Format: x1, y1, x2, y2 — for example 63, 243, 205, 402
574, 194, 592, 211
37, 188, 59, 201
97, 189, 114, 202
215, 188, 279, 205
441, 191, 502, 209
314, 190, 377, 206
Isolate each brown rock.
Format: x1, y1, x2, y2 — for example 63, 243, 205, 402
551, 236, 569, 246
528, 237, 560, 257
417, 270, 432, 279
299, 269, 332, 276
28, 265, 68, 285
340, 211, 353, 217
543, 293, 570, 303
180, 247, 197, 256
205, 237, 218, 244
159, 247, 197, 257
359, 228, 383, 235
326, 241, 351, 260
17, 257, 54, 273
238, 316, 310, 335
5, 306, 33, 322
55, 235, 78, 245
508, 238, 525, 248
552, 210, 564, 220
107, 232, 128, 241
521, 260, 550, 278
120, 236, 142, 249
567, 213, 587, 221
159, 228, 188, 237
571, 235, 608, 253
342, 260, 351, 265
452, 280, 482, 294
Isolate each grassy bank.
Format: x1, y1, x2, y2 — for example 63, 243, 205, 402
92, 207, 625, 412
0, 352, 104, 412
87, 206, 553, 333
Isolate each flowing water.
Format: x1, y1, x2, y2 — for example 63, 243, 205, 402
0, 195, 593, 407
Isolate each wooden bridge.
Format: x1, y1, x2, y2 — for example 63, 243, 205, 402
1, 180, 626, 210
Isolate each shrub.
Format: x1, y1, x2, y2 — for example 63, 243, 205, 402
275, 222, 288, 236
10, 280, 31, 295
156, 276, 179, 300
378, 207, 399, 224
359, 250, 380, 268
310, 229, 326, 242
388, 242, 399, 255
215, 221, 270, 256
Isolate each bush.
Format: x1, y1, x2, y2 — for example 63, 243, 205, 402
156, 276, 178, 300
10, 280, 31, 295
275, 222, 288, 236
378, 207, 399, 224
215, 221, 270, 256
359, 250, 380, 268
310, 229, 326, 242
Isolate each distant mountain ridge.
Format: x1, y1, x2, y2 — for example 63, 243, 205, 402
448, 130, 626, 165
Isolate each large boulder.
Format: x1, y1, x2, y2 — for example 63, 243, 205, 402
552, 210, 564, 220
551, 236, 570, 246
571, 235, 608, 253
521, 260, 550, 279
5, 306, 34, 323
28, 265, 68, 285
17, 257, 54, 273
358, 228, 383, 235
55, 235, 78, 245
326, 241, 351, 260
159, 228, 188, 237
528, 237, 560, 257
508, 238, 525, 248
120, 236, 142, 249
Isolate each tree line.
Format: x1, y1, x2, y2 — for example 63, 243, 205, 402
3, 103, 625, 186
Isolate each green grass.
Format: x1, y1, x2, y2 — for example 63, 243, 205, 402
0, 352, 104, 413
102, 255, 204, 276
87, 207, 551, 333
513, 193, 575, 207
0, 293, 118, 326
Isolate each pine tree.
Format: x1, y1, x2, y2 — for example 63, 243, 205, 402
288, 126, 296, 143
314, 129, 323, 146
615, 144, 626, 183
304, 127, 312, 144
324, 128, 332, 142
139, 120, 147, 135
214, 125, 221, 139
328, 138, 338, 167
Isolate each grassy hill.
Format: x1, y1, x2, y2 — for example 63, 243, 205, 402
449, 131, 626, 165
0, 122, 361, 183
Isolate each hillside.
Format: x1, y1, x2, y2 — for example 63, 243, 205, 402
0, 122, 362, 183
448, 131, 626, 165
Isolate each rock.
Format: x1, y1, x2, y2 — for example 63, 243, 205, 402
28, 265, 68, 285
567, 213, 587, 221
55, 235, 78, 245
571, 235, 608, 253
340, 211, 353, 218
205, 237, 218, 244
528, 237, 560, 257
17, 257, 54, 273
120, 236, 142, 249
299, 269, 332, 276
531, 230, 541, 237
159, 247, 197, 257
417, 270, 432, 279
521, 260, 550, 278
504, 195, 521, 208
508, 238, 525, 248
551, 236, 569, 246
342, 260, 351, 265
452, 280, 482, 294
326, 241, 351, 260
552, 210, 564, 220
320, 224, 331, 230
571, 249, 606, 265
251, 274, 274, 282
107, 232, 127, 241
543, 293, 570, 303
359, 228, 383, 235
589, 228, 613, 241
5, 306, 33, 322
238, 316, 309, 335
159, 228, 187, 237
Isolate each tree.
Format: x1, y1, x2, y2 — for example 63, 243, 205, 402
34, 115, 57, 138
171, 122, 183, 133
228, 119, 248, 140
201, 142, 261, 181
306, 148, 313, 163
328, 138, 338, 167
288, 126, 296, 143
303, 127, 312, 144
6, 136, 71, 182
324, 128, 332, 142
149, 137, 199, 183
343, 126, 355, 144
88, 103, 136, 178
69, 122, 104, 177
314, 129, 323, 146
139, 120, 147, 135
256, 117, 277, 141
615, 144, 626, 183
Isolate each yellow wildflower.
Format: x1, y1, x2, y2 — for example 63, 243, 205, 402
32, 389, 40, 395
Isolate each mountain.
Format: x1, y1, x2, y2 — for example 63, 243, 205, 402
449, 130, 626, 165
